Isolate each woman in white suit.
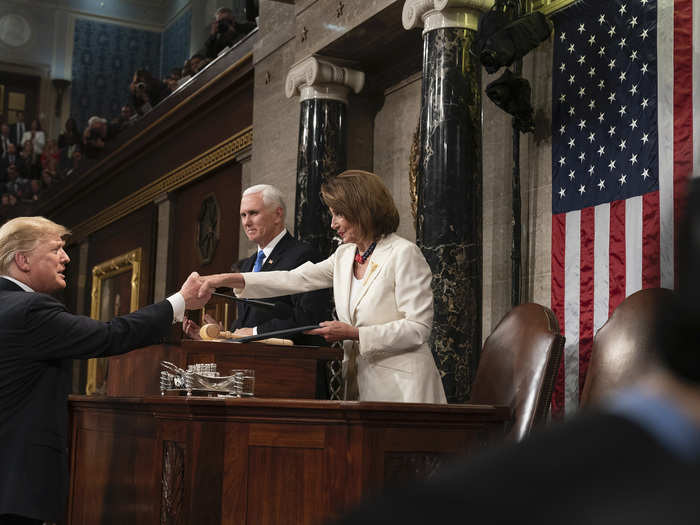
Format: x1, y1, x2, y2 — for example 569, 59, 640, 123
21, 119, 46, 156
200, 170, 446, 404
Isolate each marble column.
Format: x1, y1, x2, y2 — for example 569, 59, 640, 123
404, 0, 492, 402
286, 56, 365, 257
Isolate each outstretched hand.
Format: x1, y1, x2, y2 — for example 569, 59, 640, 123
179, 272, 212, 310
307, 321, 359, 343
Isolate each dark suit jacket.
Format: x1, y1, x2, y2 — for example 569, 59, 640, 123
0, 278, 174, 522
9, 123, 25, 149
334, 410, 700, 525
232, 232, 331, 345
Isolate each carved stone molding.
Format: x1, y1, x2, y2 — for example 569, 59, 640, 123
402, 0, 494, 32
285, 55, 365, 104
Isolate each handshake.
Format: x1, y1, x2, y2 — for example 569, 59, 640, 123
177, 271, 244, 310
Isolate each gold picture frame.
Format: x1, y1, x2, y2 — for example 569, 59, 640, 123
85, 247, 142, 395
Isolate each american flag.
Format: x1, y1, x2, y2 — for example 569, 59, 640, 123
550, 0, 697, 418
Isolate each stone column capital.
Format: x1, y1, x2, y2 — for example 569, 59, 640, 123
285, 56, 365, 104
402, 0, 494, 33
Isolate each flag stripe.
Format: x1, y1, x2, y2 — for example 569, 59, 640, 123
626, 196, 643, 296
674, 0, 693, 286
659, 0, 676, 289
609, 200, 626, 316
564, 211, 580, 415
579, 207, 595, 400
643, 191, 661, 287
551, 214, 566, 418
593, 203, 610, 334
694, 0, 700, 179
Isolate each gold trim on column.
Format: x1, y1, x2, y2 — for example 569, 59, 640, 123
526, 0, 577, 15
86, 247, 142, 395
70, 126, 252, 242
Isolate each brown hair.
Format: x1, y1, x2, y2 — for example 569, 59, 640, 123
321, 170, 399, 241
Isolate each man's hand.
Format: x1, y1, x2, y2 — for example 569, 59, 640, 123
233, 327, 254, 337
307, 321, 359, 342
183, 313, 221, 340
180, 271, 211, 310
197, 273, 245, 298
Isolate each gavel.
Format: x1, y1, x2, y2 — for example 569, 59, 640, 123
199, 323, 293, 346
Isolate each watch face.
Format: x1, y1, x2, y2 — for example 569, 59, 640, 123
0, 14, 31, 47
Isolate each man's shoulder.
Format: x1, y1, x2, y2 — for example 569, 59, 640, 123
277, 233, 319, 257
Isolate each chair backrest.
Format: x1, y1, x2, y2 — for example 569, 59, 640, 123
470, 303, 564, 441
580, 287, 675, 407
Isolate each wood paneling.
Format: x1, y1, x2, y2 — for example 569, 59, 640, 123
68, 397, 511, 525
172, 162, 242, 283
106, 341, 342, 398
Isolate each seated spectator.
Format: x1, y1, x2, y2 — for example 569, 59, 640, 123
58, 117, 81, 150
0, 193, 9, 206
82, 116, 115, 159
41, 169, 54, 189
129, 69, 170, 115
111, 104, 137, 133
19, 140, 39, 179
164, 67, 182, 93
1, 124, 11, 158
25, 179, 42, 202
21, 118, 45, 157
41, 139, 60, 170
202, 7, 255, 59
4, 165, 29, 199
0, 143, 21, 182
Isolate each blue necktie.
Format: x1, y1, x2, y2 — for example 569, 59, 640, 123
253, 250, 265, 272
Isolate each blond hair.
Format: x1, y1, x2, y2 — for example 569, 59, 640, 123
0, 217, 70, 274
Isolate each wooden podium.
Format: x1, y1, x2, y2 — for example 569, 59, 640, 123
67, 396, 511, 525
106, 340, 343, 398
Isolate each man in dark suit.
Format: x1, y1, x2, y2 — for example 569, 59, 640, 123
0, 216, 212, 524
9, 112, 25, 150
184, 184, 330, 344
334, 183, 700, 525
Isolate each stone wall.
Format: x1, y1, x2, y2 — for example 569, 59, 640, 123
247, 0, 555, 345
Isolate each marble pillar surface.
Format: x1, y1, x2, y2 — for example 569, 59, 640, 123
417, 27, 482, 403
294, 98, 347, 258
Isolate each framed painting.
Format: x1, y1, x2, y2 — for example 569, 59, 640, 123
85, 248, 142, 395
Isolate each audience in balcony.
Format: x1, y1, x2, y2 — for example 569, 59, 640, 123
21, 119, 45, 157
9, 111, 26, 146
129, 69, 170, 116
0, 7, 262, 220
0, 124, 11, 158
203, 7, 256, 59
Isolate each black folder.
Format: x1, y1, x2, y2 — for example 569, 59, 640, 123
229, 325, 321, 343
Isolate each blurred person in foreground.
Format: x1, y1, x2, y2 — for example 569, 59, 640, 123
0, 217, 212, 524
332, 181, 700, 524
198, 170, 446, 403
184, 184, 330, 346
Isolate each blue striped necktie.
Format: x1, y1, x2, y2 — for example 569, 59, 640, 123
253, 250, 265, 272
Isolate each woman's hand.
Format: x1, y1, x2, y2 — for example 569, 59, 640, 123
308, 321, 359, 343
197, 273, 245, 298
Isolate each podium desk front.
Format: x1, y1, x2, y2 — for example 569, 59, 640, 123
67, 396, 511, 525
107, 341, 343, 398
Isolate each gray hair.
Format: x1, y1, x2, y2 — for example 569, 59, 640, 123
215, 7, 233, 17
243, 184, 286, 215
88, 116, 107, 127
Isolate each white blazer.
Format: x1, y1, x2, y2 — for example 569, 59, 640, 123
21, 130, 45, 155
238, 233, 447, 404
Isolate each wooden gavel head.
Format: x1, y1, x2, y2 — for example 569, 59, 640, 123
200, 323, 224, 340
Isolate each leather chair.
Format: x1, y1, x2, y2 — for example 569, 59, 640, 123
470, 303, 564, 441
580, 287, 675, 406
